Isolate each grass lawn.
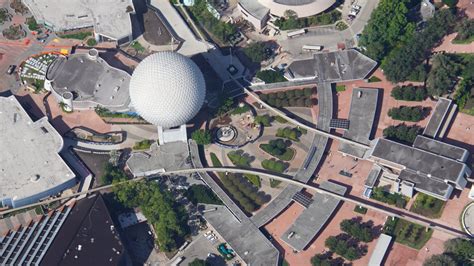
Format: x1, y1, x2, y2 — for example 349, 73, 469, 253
336, 85, 346, 92
410, 193, 446, 218
244, 174, 261, 188
59, 31, 92, 40
391, 218, 433, 250
368, 76, 382, 83
260, 144, 295, 161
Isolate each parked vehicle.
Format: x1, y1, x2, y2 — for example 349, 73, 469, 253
6, 65, 16, 75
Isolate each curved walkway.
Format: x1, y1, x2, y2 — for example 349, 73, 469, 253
462, 202, 474, 236
251, 82, 333, 227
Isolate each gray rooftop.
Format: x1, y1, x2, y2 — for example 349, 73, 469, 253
423, 98, 451, 138
202, 205, 279, 266
23, 0, 134, 40
368, 234, 392, 266
365, 164, 382, 188
413, 135, 469, 162
398, 169, 453, 200
239, 0, 270, 20
0, 96, 75, 207
339, 88, 379, 158
280, 181, 346, 251
46, 52, 131, 111
126, 142, 190, 177
286, 49, 377, 83
274, 0, 316, 4
370, 138, 468, 187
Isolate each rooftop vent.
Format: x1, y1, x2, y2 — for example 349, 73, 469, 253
31, 174, 40, 182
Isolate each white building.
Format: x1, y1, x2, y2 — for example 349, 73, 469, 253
22, 0, 135, 44
238, 0, 336, 31
0, 96, 76, 208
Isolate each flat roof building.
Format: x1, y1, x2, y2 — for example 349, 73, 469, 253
339, 88, 379, 158
0, 194, 126, 265
368, 138, 471, 200
45, 49, 131, 112
0, 96, 76, 208
285, 49, 377, 83
281, 181, 346, 251
22, 0, 135, 43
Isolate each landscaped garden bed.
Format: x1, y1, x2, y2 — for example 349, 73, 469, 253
371, 187, 408, 208
383, 217, 433, 250
409, 193, 446, 218
259, 139, 295, 161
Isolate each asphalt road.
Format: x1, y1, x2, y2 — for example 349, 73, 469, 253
278, 0, 380, 56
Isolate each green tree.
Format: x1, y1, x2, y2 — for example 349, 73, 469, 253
192, 129, 212, 145
100, 163, 127, 185
189, 258, 208, 266
427, 54, 461, 96
442, 0, 458, 8
254, 115, 272, 127
185, 185, 222, 205
423, 254, 457, 266
444, 238, 474, 263
243, 42, 267, 63
359, 0, 416, 61
383, 9, 457, 82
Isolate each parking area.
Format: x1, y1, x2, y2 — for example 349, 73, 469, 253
178, 232, 227, 266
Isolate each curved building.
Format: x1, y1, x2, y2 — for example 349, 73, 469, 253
45, 49, 131, 112
259, 0, 336, 18
0, 96, 76, 208
129, 52, 206, 128
238, 0, 336, 30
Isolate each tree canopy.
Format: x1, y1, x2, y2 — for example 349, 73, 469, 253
113, 180, 189, 252
427, 54, 462, 96
359, 0, 416, 61
192, 129, 212, 145
383, 9, 457, 82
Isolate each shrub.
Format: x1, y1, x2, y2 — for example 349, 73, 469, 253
276, 127, 300, 141
185, 185, 222, 205
275, 9, 341, 30
371, 187, 407, 208
133, 139, 153, 150
243, 42, 267, 63
383, 124, 421, 144
256, 70, 286, 84
87, 38, 97, 46
354, 205, 368, 214
336, 85, 346, 92
274, 116, 287, 123
387, 106, 426, 122
192, 129, 212, 145
227, 150, 252, 167
254, 115, 272, 127
391, 85, 427, 101
260, 139, 295, 161
410, 193, 446, 218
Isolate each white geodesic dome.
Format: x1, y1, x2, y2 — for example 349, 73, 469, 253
129, 52, 206, 128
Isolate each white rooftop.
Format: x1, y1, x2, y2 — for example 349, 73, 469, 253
23, 0, 134, 40
0, 96, 75, 206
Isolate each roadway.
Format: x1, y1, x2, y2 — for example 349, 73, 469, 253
0, 165, 468, 239
278, 0, 380, 55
